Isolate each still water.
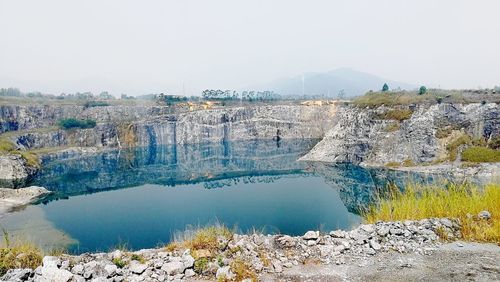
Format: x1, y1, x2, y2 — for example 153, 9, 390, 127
0, 139, 427, 253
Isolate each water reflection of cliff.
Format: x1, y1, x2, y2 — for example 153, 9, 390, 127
31, 139, 318, 196
304, 162, 441, 214
30, 139, 440, 214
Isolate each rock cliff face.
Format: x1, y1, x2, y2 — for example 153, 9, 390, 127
10, 105, 336, 150
300, 103, 499, 166
0, 155, 38, 187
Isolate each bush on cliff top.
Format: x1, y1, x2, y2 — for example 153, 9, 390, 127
461, 146, 500, 163
58, 118, 96, 129
364, 182, 500, 243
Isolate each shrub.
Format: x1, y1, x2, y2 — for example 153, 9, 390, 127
230, 259, 257, 281
461, 146, 500, 162
112, 257, 127, 268
363, 182, 500, 243
83, 101, 110, 108
58, 118, 96, 129
376, 109, 413, 121
382, 83, 389, 92
418, 86, 427, 95
130, 254, 145, 263
193, 257, 208, 274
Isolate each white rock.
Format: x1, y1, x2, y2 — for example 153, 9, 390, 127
184, 269, 196, 278
272, 260, 283, 273
478, 210, 491, 220
329, 230, 345, 238
42, 256, 61, 268
369, 239, 382, 251
182, 254, 195, 269
360, 224, 375, 234
161, 261, 185, 275
129, 262, 148, 274
216, 266, 235, 280
303, 231, 319, 240
71, 264, 84, 275
39, 267, 73, 282
104, 264, 117, 277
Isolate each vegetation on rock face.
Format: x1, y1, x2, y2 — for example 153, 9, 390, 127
446, 134, 472, 161
58, 118, 97, 129
0, 138, 39, 168
376, 109, 413, 121
83, 101, 110, 108
364, 182, 500, 244
461, 146, 500, 163
384, 122, 400, 132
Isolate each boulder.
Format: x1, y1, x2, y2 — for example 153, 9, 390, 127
303, 231, 319, 240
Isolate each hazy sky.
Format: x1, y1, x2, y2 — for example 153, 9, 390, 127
1, 0, 499, 96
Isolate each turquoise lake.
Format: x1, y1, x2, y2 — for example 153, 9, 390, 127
0, 139, 430, 253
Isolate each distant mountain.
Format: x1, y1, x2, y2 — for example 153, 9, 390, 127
251, 68, 416, 97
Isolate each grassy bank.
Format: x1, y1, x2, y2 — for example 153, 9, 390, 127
364, 182, 499, 244
0, 233, 43, 276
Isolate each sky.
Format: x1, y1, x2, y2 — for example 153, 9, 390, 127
1, 0, 499, 96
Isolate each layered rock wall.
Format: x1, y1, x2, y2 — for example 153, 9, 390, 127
300, 103, 499, 166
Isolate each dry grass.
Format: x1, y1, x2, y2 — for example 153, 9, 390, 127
364, 182, 500, 244
384, 122, 400, 132
376, 109, 413, 121
230, 259, 257, 282
353, 89, 471, 108
0, 233, 43, 276
385, 162, 400, 168
165, 225, 233, 255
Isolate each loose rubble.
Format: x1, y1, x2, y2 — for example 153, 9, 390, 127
0, 218, 462, 281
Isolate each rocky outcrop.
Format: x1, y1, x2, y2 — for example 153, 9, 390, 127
300, 103, 499, 166
0, 155, 38, 187
0, 218, 463, 281
0, 186, 49, 215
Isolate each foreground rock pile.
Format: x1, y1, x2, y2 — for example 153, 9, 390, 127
1, 218, 460, 282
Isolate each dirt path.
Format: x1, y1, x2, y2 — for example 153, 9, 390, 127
261, 241, 500, 282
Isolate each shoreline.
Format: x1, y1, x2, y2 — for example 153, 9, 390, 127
0, 186, 50, 217
2, 217, 499, 281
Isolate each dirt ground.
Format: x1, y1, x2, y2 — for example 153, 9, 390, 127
260, 241, 500, 282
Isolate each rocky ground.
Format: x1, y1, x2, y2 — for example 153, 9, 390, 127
3, 217, 499, 282
0, 186, 49, 216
